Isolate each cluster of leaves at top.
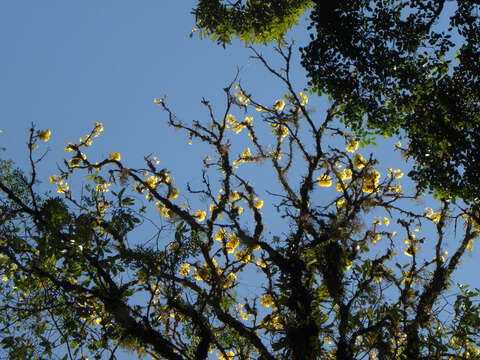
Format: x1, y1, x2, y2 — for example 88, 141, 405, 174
1, 46, 480, 360
193, 0, 480, 204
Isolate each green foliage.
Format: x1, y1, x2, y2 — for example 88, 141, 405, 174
192, 0, 312, 45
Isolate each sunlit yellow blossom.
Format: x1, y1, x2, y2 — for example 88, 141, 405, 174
336, 199, 346, 208
388, 168, 404, 179
226, 114, 235, 124
179, 264, 190, 276
241, 147, 251, 159
299, 92, 308, 106
317, 174, 332, 187
63, 142, 74, 152
94, 122, 104, 135
384, 217, 390, 226
244, 116, 253, 124
1, 276, 8, 282
159, 205, 170, 218
153, 98, 162, 104
353, 153, 367, 169
195, 210, 206, 222
230, 191, 240, 201
168, 187, 179, 200
346, 139, 359, 152
404, 245, 417, 257
109, 152, 121, 161
226, 233, 239, 253
336, 182, 344, 192
145, 175, 159, 189
37, 129, 51, 142
273, 99, 285, 111
372, 234, 381, 244
467, 240, 474, 251
425, 208, 441, 223
340, 168, 352, 180
215, 229, 228, 242
253, 197, 264, 209
256, 258, 267, 268
256, 105, 263, 111
260, 294, 274, 308
235, 250, 252, 263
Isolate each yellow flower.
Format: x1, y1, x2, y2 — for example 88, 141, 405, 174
195, 210, 206, 222
346, 139, 359, 153
425, 208, 441, 223
340, 168, 352, 180
168, 187, 179, 200
230, 191, 240, 201
235, 250, 252, 263
109, 152, 121, 161
384, 217, 390, 226
253, 197, 264, 209
256, 105, 263, 112
241, 147, 251, 159
467, 240, 474, 251
215, 229, 228, 242
226, 233, 239, 253
260, 294, 274, 308
94, 122, 104, 136
273, 99, 285, 111
404, 245, 417, 257
153, 98, 163, 104
256, 258, 267, 268
179, 264, 190, 276
299, 92, 308, 106
159, 205, 170, 218
317, 174, 332, 187
336, 182, 344, 192
353, 154, 367, 169
37, 129, 51, 142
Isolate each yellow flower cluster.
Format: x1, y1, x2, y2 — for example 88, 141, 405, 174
353, 153, 367, 169
253, 197, 264, 210
49, 175, 69, 194
226, 233, 239, 253
387, 168, 404, 179
299, 92, 308, 106
339, 168, 352, 180
37, 129, 51, 142
95, 182, 111, 193
270, 123, 289, 139
156, 203, 170, 218
362, 169, 381, 194
260, 294, 274, 308
234, 89, 250, 106
317, 174, 332, 187
233, 147, 253, 168
345, 139, 359, 153
226, 114, 250, 134
109, 152, 121, 161
179, 264, 190, 276
195, 210, 206, 222
404, 233, 417, 257
425, 208, 441, 223
273, 99, 285, 111
235, 249, 252, 263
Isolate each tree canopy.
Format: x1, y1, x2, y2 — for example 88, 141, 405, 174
192, 0, 480, 204
1, 47, 480, 360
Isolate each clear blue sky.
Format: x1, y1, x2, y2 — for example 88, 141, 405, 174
0, 1, 478, 358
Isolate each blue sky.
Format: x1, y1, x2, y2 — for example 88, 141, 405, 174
0, 1, 478, 358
